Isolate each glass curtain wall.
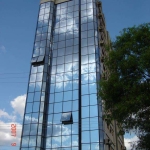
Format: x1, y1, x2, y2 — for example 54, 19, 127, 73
20, 0, 104, 150
81, 0, 104, 150
20, 2, 54, 150
46, 0, 79, 149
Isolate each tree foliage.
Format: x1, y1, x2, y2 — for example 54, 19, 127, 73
98, 23, 150, 149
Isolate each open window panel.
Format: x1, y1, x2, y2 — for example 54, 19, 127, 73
31, 55, 45, 65
61, 112, 73, 125
31, 57, 38, 64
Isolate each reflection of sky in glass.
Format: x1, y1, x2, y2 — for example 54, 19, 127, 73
47, 0, 102, 149
22, 116, 77, 148
21, 0, 104, 149
45, 1, 80, 149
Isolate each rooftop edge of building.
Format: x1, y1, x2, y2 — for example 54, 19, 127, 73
40, 0, 71, 4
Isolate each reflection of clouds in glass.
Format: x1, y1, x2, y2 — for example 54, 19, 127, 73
82, 10, 93, 19
30, 73, 43, 83
87, 9, 93, 19
81, 63, 96, 73
29, 136, 36, 146
23, 116, 38, 137
82, 72, 96, 83
25, 115, 38, 123
46, 125, 78, 148
56, 73, 63, 82
55, 19, 78, 34
50, 1, 96, 90
54, 5, 78, 34
50, 61, 96, 90
51, 61, 78, 89
95, 143, 99, 150
24, 116, 73, 145
46, 137, 51, 148
25, 115, 32, 122
30, 74, 36, 82
47, 123, 71, 144
72, 140, 78, 147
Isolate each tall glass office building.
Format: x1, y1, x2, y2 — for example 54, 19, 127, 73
20, 0, 125, 150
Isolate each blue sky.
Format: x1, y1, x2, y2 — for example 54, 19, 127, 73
0, 0, 150, 149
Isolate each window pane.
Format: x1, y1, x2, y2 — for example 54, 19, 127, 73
90, 105, 98, 117
90, 117, 98, 130
36, 73, 43, 81
29, 136, 36, 146
21, 136, 29, 147
55, 92, 63, 102
64, 91, 72, 101
63, 101, 72, 112
30, 124, 38, 135
54, 102, 62, 113
82, 84, 89, 95
32, 102, 40, 112
37, 55, 44, 62
30, 74, 36, 82
91, 130, 99, 142
82, 95, 89, 106
82, 118, 89, 131
31, 113, 39, 123
72, 100, 78, 111
35, 82, 42, 91
24, 113, 31, 124
82, 106, 89, 118
22, 124, 30, 136
82, 131, 90, 143
90, 94, 97, 105
27, 93, 34, 102
34, 92, 41, 102
61, 112, 72, 121
26, 103, 33, 113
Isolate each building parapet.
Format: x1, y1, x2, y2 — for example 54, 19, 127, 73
40, 0, 70, 4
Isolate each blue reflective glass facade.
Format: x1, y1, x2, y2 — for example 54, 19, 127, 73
20, 0, 113, 150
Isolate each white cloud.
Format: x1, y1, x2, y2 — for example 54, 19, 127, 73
0, 95, 26, 148
0, 121, 22, 146
11, 94, 26, 117
0, 45, 6, 53
0, 109, 16, 121
124, 135, 139, 150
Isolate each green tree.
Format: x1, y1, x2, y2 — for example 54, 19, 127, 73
98, 23, 150, 149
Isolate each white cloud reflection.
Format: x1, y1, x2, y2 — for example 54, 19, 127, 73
24, 115, 76, 148
50, 60, 96, 89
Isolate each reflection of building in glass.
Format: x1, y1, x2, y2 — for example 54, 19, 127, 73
20, 0, 125, 149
